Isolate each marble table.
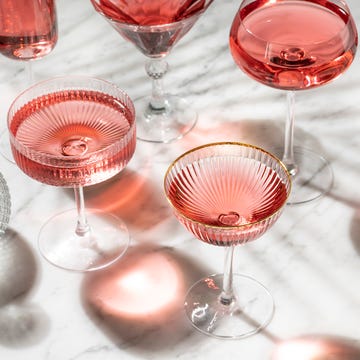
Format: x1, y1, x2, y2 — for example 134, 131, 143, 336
1, 0, 360, 359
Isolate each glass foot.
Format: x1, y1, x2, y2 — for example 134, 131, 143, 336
135, 95, 197, 143
283, 147, 333, 205
38, 209, 129, 272
184, 273, 274, 339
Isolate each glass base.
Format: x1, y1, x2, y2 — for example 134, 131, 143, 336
282, 147, 333, 205
38, 209, 129, 272
184, 274, 274, 339
135, 95, 197, 143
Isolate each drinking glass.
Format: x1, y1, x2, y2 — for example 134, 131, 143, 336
0, 171, 11, 237
164, 142, 291, 339
0, 0, 58, 83
229, 0, 358, 205
0, 0, 58, 162
90, 0, 214, 143
7, 76, 136, 272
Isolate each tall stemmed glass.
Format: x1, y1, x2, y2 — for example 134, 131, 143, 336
8, 76, 136, 272
90, 0, 214, 143
0, 0, 58, 162
229, 0, 357, 205
164, 142, 291, 339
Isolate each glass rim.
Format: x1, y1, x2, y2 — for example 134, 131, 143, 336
164, 141, 292, 230
235, 0, 355, 47
7, 75, 136, 165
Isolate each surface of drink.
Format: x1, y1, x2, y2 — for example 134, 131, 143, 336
0, 0, 57, 60
229, 0, 357, 90
167, 157, 288, 245
9, 90, 136, 187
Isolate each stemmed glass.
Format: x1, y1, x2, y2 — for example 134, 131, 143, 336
7, 76, 136, 272
0, 0, 58, 162
164, 142, 291, 339
229, 0, 358, 205
90, 0, 214, 143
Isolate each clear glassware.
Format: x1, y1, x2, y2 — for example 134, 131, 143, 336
90, 0, 214, 143
229, 0, 358, 205
0, 0, 58, 162
7, 76, 136, 272
0, 172, 11, 237
164, 142, 291, 339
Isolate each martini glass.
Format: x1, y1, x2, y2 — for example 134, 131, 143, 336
7, 76, 136, 272
90, 0, 214, 143
164, 142, 291, 339
229, 0, 358, 205
0, 0, 58, 162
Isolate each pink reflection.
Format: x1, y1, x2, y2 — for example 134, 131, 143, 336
84, 169, 170, 231
83, 246, 185, 321
272, 337, 360, 360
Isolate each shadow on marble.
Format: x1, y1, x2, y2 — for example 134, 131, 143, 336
61, 167, 172, 233
270, 334, 360, 359
81, 244, 211, 354
0, 228, 50, 347
179, 117, 332, 161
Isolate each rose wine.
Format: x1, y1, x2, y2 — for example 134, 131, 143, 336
91, 0, 212, 57
229, 0, 358, 90
92, 0, 208, 25
0, 0, 57, 60
9, 90, 136, 187
167, 156, 288, 246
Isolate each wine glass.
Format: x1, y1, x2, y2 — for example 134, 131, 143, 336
229, 0, 358, 205
0, 0, 58, 162
90, 0, 214, 143
7, 76, 136, 272
164, 142, 291, 339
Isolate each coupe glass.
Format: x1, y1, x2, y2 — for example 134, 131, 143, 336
7, 76, 136, 272
229, 0, 357, 205
164, 142, 291, 339
90, 0, 214, 143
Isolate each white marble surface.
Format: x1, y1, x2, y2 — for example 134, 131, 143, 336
1, 0, 360, 359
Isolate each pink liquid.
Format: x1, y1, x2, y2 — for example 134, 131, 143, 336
168, 157, 288, 246
9, 90, 136, 187
93, 0, 207, 25
0, 0, 57, 60
91, 0, 210, 57
229, 0, 357, 90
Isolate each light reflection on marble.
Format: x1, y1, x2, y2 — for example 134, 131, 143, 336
0, 0, 360, 359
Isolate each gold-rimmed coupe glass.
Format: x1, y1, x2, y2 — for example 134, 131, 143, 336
164, 142, 291, 339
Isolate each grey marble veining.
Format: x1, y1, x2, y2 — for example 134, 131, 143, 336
0, 0, 360, 359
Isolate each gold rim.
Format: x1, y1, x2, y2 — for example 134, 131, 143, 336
163, 141, 292, 230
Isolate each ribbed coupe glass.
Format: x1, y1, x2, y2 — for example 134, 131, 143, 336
164, 142, 291, 339
8, 76, 136, 272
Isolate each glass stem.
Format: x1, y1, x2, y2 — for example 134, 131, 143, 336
26, 61, 34, 87
145, 58, 169, 111
74, 185, 90, 237
282, 91, 298, 177
220, 245, 236, 306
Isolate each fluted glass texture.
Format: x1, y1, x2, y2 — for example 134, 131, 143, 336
8, 76, 136, 187
0, 172, 10, 236
165, 143, 291, 246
